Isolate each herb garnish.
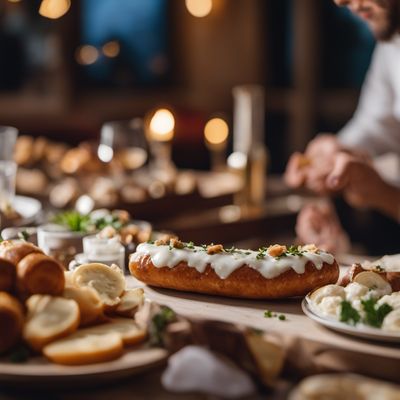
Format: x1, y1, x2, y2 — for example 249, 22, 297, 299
277, 245, 305, 259
361, 298, 393, 328
340, 301, 361, 325
264, 310, 287, 321
149, 306, 176, 346
52, 211, 92, 233
374, 265, 385, 272
340, 298, 393, 328
257, 247, 268, 260
17, 230, 29, 241
185, 241, 195, 249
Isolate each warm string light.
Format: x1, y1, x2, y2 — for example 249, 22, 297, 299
204, 117, 229, 148
185, 0, 213, 18
102, 41, 120, 58
75, 45, 99, 65
39, 0, 71, 19
147, 109, 175, 142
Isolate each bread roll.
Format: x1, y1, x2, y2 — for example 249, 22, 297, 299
0, 241, 43, 265
78, 317, 147, 346
115, 288, 145, 317
130, 242, 339, 299
63, 286, 103, 326
24, 295, 80, 351
17, 253, 65, 297
72, 263, 125, 309
43, 332, 123, 365
0, 292, 24, 353
0, 257, 16, 292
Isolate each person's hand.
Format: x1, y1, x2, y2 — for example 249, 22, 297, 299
284, 134, 342, 194
326, 152, 400, 219
295, 200, 350, 254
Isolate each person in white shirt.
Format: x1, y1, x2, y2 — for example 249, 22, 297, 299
285, 0, 400, 253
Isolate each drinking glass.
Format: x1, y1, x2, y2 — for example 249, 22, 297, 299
0, 126, 18, 206
98, 118, 148, 170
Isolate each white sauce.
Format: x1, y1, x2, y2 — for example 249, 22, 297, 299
131, 243, 335, 280
344, 282, 369, 302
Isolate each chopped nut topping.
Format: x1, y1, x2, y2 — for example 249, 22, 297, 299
170, 238, 184, 249
111, 209, 131, 224
207, 244, 224, 254
154, 239, 167, 246
159, 233, 178, 242
301, 244, 319, 253
267, 244, 287, 257
120, 225, 139, 244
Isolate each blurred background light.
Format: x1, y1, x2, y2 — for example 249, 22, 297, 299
75, 45, 99, 65
39, 0, 71, 19
204, 118, 229, 145
185, 0, 213, 18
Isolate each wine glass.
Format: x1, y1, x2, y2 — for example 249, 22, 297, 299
98, 118, 148, 170
0, 126, 18, 207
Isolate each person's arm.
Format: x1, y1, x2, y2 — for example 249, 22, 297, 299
327, 152, 400, 222
338, 43, 400, 156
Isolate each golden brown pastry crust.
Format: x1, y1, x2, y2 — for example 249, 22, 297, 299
0, 242, 43, 265
129, 255, 339, 299
17, 253, 65, 297
0, 258, 16, 292
0, 292, 24, 353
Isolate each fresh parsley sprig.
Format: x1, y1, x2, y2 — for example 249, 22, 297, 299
340, 301, 361, 325
264, 309, 286, 321
340, 298, 393, 328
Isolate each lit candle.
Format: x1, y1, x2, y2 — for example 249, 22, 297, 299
146, 108, 177, 188
204, 117, 229, 171
147, 108, 175, 142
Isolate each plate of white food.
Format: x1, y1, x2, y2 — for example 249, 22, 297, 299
302, 271, 400, 342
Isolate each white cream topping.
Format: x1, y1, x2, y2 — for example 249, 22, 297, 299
131, 243, 335, 280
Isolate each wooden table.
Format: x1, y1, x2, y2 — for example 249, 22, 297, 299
125, 274, 400, 383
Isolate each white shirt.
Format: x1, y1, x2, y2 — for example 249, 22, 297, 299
338, 34, 400, 157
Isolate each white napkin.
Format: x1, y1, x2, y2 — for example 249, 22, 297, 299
161, 345, 256, 398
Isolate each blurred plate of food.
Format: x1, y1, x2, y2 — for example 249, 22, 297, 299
302, 269, 400, 343
0, 196, 42, 229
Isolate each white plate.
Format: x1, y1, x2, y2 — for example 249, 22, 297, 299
302, 297, 400, 343
0, 346, 167, 386
13, 195, 42, 225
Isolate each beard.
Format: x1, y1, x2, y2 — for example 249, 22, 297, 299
371, 0, 400, 40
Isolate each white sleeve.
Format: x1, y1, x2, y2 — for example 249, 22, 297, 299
338, 44, 399, 156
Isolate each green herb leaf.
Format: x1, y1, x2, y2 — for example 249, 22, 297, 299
264, 310, 286, 321
53, 211, 91, 233
264, 310, 273, 318
361, 298, 393, 328
340, 300, 361, 325
17, 230, 29, 242
257, 247, 268, 260
149, 306, 176, 347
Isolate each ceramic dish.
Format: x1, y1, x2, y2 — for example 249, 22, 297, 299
302, 297, 400, 343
